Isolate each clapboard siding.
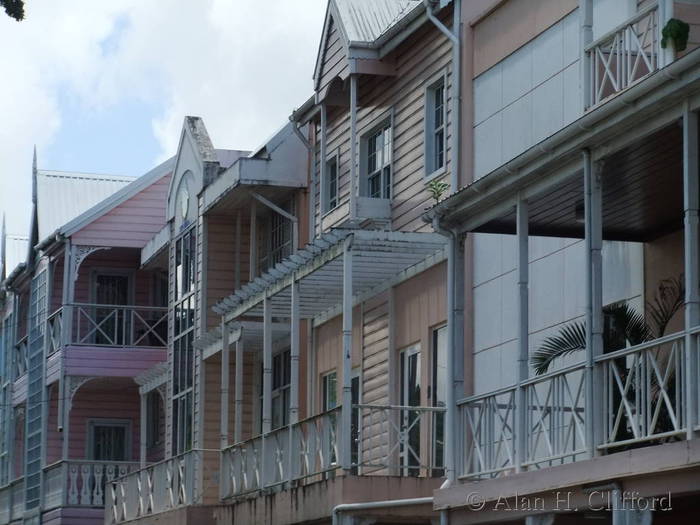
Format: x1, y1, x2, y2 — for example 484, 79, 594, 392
313, 9, 454, 234
72, 173, 171, 248
317, 19, 349, 96
361, 293, 390, 406
205, 217, 236, 330
63, 347, 166, 377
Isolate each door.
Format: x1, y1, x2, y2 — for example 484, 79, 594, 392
399, 345, 421, 475
89, 421, 129, 461
93, 273, 130, 345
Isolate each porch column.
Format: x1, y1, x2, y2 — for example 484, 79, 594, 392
349, 74, 358, 221
235, 210, 242, 290
234, 339, 244, 444
659, 0, 675, 67
220, 319, 230, 449
514, 198, 529, 472
61, 378, 71, 461
584, 149, 604, 455
288, 279, 300, 481
250, 201, 257, 280
262, 296, 272, 486
320, 103, 327, 215
683, 103, 700, 438
341, 237, 353, 470
580, 0, 593, 108
140, 391, 147, 468
445, 233, 465, 482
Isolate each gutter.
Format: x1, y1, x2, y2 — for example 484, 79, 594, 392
428, 46, 700, 225
332, 497, 433, 525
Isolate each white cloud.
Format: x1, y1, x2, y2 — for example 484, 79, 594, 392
0, 0, 326, 235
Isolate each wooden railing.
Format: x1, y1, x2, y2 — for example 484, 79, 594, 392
12, 335, 28, 379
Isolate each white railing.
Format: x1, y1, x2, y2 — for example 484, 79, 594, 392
585, 3, 659, 108
522, 363, 587, 468
106, 449, 217, 524
46, 308, 62, 356
68, 303, 167, 348
12, 336, 28, 379
221, 407, 340, 498
355, 404, 445, 475
459, 386, 517, 478
597, 331, 686, 449
0, 478, 24, 525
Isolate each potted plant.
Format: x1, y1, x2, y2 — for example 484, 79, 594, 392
661, 18, 690, 53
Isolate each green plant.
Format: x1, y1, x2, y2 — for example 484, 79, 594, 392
530, 275, 684, 375
427, 179, 450, 203
661, 18, 690, 52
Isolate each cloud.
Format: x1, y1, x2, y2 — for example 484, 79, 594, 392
0, 0, 326, 235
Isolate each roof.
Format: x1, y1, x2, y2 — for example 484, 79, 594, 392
36, 170, 135, 243
215, 149, 249, 170
334, 0, 422, 45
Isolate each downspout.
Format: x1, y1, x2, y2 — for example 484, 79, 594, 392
424, 0, 461, 192
332, 497, 433, 525
290, 118, 316, 242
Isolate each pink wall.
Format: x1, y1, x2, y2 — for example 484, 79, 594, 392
64, 347, 166, 378
72, 173, 172, 249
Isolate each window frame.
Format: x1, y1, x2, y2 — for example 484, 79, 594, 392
359, 111, 394, 200
321, 370, 338, 412
86, 418, 132, 461
323, 152, 340, 214
424, 71, 448, 180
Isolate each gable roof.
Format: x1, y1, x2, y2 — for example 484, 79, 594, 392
36, 170, 135, 243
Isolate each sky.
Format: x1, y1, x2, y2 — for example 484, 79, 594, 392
0, 0, 326, 238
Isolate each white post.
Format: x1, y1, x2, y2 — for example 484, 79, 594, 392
61, 380, 70, 461
341, 237, 353, 470
580, 0, 593, 109
250, 201, 257, 281
262, 296, 272, 486
349, 75, 358, 221
320, 103, 328, 217
234, 339, 243, 444
140, 392, 147, 468
220, 319, 230, 449
683, 102, 699, 438
288, 280, 300, 482
660, 0, 675, 67
234, 210, 241, 290
584, 149, 604, 455
515, 198, 529, 472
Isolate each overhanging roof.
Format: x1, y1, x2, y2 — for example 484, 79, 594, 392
196, 321, 291, 359
214, 229, 447, 323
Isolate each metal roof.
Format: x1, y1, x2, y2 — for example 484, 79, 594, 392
197, 321, 290, 359
214, 229, 447, 323
334, 0, 422, 45
36, 170, 135, 242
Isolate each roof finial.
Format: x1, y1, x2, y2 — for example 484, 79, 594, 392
32, 145, 38, 204
1, 213, 6, 281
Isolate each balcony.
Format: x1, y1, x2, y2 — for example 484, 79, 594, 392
105, 450, 219, 524
459, 329, 696, 479
585, 3, 660, 108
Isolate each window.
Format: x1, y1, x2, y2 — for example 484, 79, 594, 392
322, 371, 337, 411
364, 123, 392, 199
324, 157, 339, 212
88, 420, 131, 461
399, 345, 421, 475
146, 392, 161, 448
425, 77, 446, 176
432, 326, 446, 474
258, 349, 291, 432
172, 228, 196, 456
258, 199, 294, 275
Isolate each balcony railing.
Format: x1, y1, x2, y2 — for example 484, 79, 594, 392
105, 449, 218, 524
221, 407, 340, 498
459, 330, 698, 480
585, 3, 659, 108
43, 460, 140, 510
13, 335, 28, 379
67, 303, 167, 348
46, 308, 62, 356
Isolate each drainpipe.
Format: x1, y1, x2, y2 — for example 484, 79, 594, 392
424, 0, 461, 192
290, 118, 316, 242
349, 75, 358, 222
332, 497, 433, 525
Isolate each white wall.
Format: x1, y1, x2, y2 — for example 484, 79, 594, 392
472, 234, 644, 395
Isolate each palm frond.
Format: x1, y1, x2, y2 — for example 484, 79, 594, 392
530, 322, 586, 375
646, 275, 684, 337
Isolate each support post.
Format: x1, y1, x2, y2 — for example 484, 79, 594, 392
341, 237, 353, 470
349, 75, 358, 221
250, 201, 257, 281
288, 280, 300, 482
140, 392, 147, 468
235, 210, 241, 290
262, 296, 272, 485
584, 149, 604, 455
445, 233, 465, 481
61, 379, 70, 461
580, 0, 593, 109
220, 319, 230, 449
234, 339, 244, 444
320, 103, 328, 217
514, 198, 529, 472
683, 103, 700, 438
660, 0, 675, 67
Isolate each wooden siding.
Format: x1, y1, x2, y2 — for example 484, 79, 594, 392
361, 293, 390, 406
41, 507, 104, 525
313, 12, 454, 234
676, 2, 700, 57
205, 216, 236, 331
63, 346, 166, 377
317, 17, 349, 96
72, 173, 172, 248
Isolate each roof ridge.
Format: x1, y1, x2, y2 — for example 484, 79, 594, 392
37, 169, 136, 181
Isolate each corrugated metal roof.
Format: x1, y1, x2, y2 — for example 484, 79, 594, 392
334, 0, 422, 45
5, 234, 28, 278
36, 170, 135, 242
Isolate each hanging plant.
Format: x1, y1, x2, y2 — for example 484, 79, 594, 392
427, 179, 450, 204
661, 18, 690, 52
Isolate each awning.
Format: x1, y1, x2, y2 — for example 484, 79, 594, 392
196, 320, 291, 359
213, 229, 447, 323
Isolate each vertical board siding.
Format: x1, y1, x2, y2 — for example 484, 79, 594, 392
72, 173, 172, 248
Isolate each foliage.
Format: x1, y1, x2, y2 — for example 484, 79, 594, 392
1, 0, 24, 21
661, 18, 690, 52
427, 179, 449, 203
530, 275, 685, 375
